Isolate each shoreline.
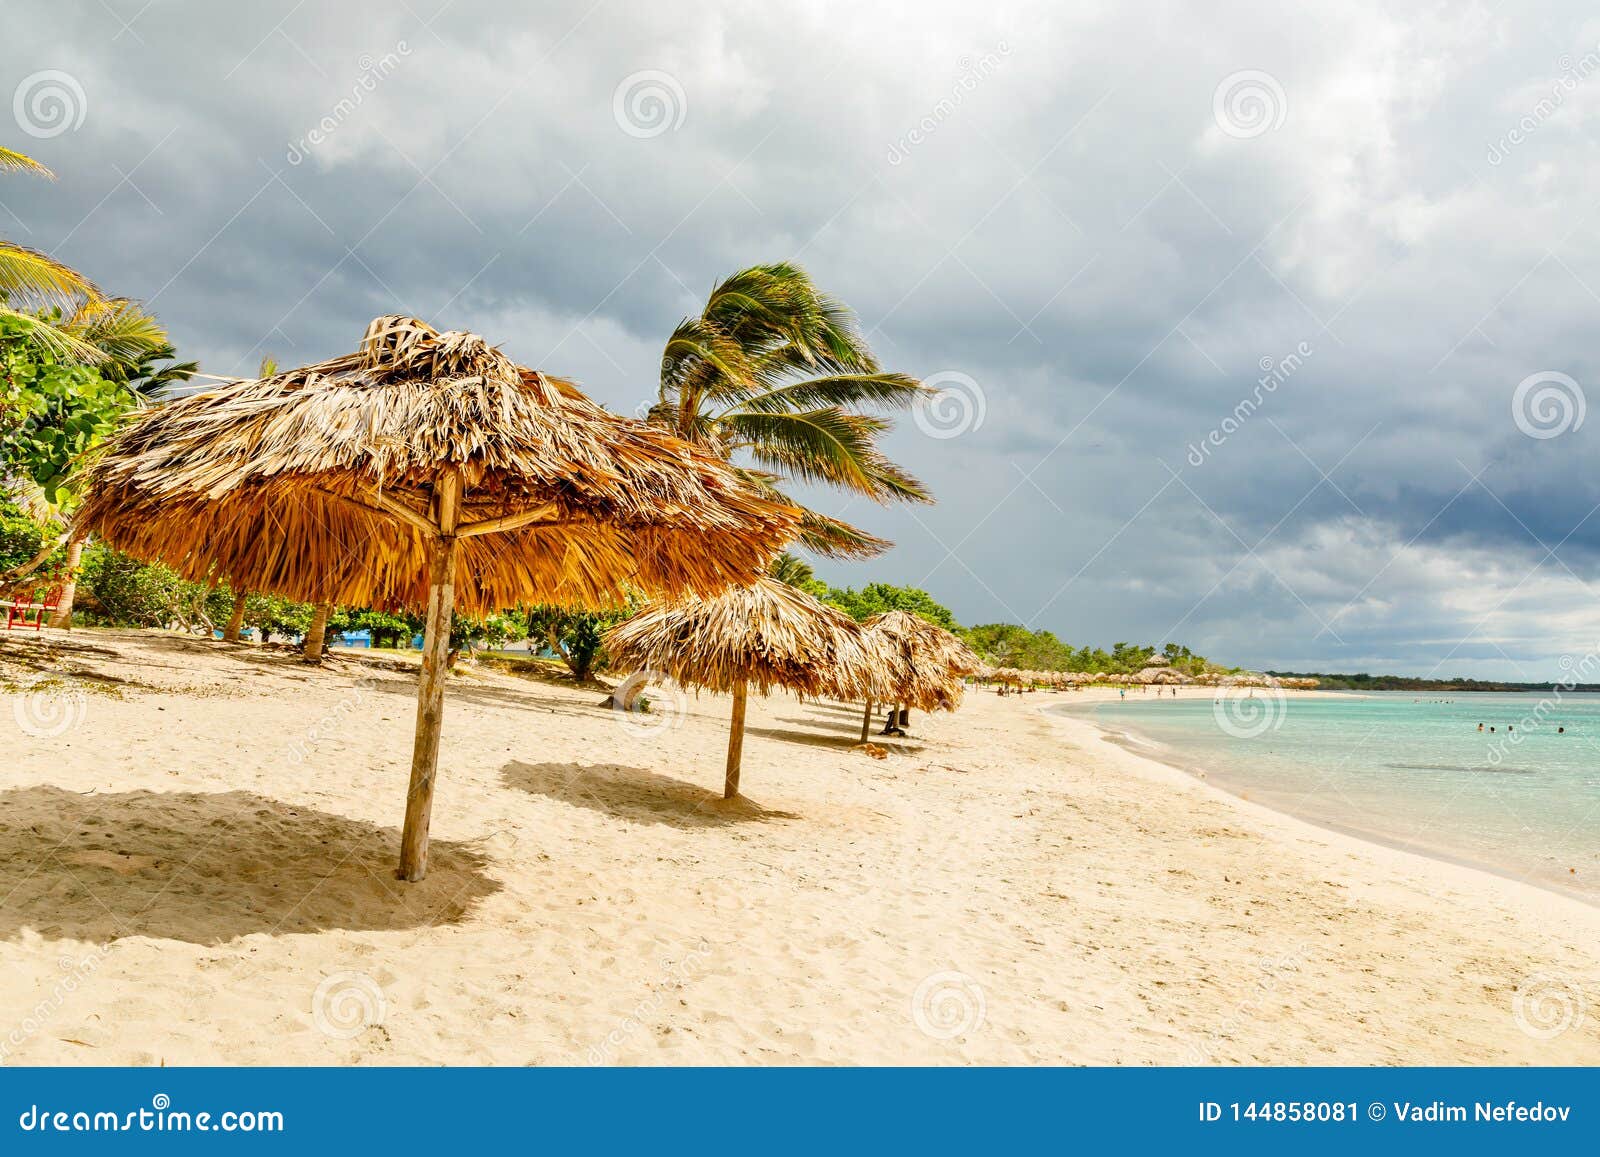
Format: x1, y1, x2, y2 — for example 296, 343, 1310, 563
1037, 687, 1600, 916
4, 629, 1599, 1064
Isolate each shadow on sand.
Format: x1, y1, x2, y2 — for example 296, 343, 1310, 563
0, 786, 498, 945
757, 722, 927, 755
502, 761, 800, 829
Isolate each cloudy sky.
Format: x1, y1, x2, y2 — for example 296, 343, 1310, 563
8, 0, 1600, 678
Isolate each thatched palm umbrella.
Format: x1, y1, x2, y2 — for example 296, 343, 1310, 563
76, 316, 798, 880
861, 610, 982, 736
603, 576, 876, 798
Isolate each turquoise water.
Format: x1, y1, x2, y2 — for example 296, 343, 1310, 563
1056, 691, 1600, 903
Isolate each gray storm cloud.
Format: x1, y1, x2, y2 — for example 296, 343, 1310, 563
7, 0, 1599, 678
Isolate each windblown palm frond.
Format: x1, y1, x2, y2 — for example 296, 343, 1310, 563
734, 467, 892, 560
66, 297, 168, 364
1, 147, 115, 363
0, 303, 106, 362
767, 551, 815, 587
731, 409, 927, 503
0, 241, 98, 306
0, 147, 53, 177
649, 262, 931, 560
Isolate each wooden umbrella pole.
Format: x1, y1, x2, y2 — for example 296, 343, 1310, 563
859, 699, 873, 744
398, 472, 460, 881
724, 679, 748, 800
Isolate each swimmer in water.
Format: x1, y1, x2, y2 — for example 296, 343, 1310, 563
1478, 723, 1484, 731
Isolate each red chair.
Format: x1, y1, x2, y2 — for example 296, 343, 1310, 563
2, 581, 62, 631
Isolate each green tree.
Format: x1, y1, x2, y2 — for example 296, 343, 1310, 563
525, 605, 629, 681
75, 543, 227, 630
822, 582, 957, 629
0, 316, 128, 505
0, 152, 173, 371
348, 607, 421, 649
645, 262, 930, 558
767, 551, 828, 597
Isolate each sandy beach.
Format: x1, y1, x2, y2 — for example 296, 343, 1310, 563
2, 628, 1597, 1065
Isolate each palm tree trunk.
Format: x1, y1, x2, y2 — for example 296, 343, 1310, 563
724, 680, 748, 799
45, 532, 85, 629
223, 591, 247, 642
302, 600, 333, 662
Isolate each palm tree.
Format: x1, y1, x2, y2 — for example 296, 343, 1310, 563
767, 551, 816, 587
0, 148, 106, 362
645, 263, 931, 558
0, 149, 185, 617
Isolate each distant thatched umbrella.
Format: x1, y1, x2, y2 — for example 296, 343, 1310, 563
76, 316, 797, 880
604, 576, 875, 798
861, 610, 982, 737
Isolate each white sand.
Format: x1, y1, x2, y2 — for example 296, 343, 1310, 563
1, 628, 1596, 1064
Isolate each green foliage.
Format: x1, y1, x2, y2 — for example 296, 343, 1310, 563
822, 582, 957, 629
0, 316, 130, 505
451, 611, 528, 653
243, 593, 315, 643
347, 607, 420, 649
647, 262, 928, 559
0, 505, 56, 573
525, 604, 630, 680
767, 551, 828, 598
77, 542, 227, 629
959, 624, 1214, 675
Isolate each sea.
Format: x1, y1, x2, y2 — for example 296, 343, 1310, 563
1052, 690, 1600, 904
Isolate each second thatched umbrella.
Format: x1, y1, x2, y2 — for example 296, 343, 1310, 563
603, 576, 876, 799
860, 610, 983, 738
75, 316, 798, 880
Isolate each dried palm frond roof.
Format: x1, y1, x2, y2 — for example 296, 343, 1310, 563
863, 610, 983, 711
75, 316, 800, 613
604, 576, 877, 700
